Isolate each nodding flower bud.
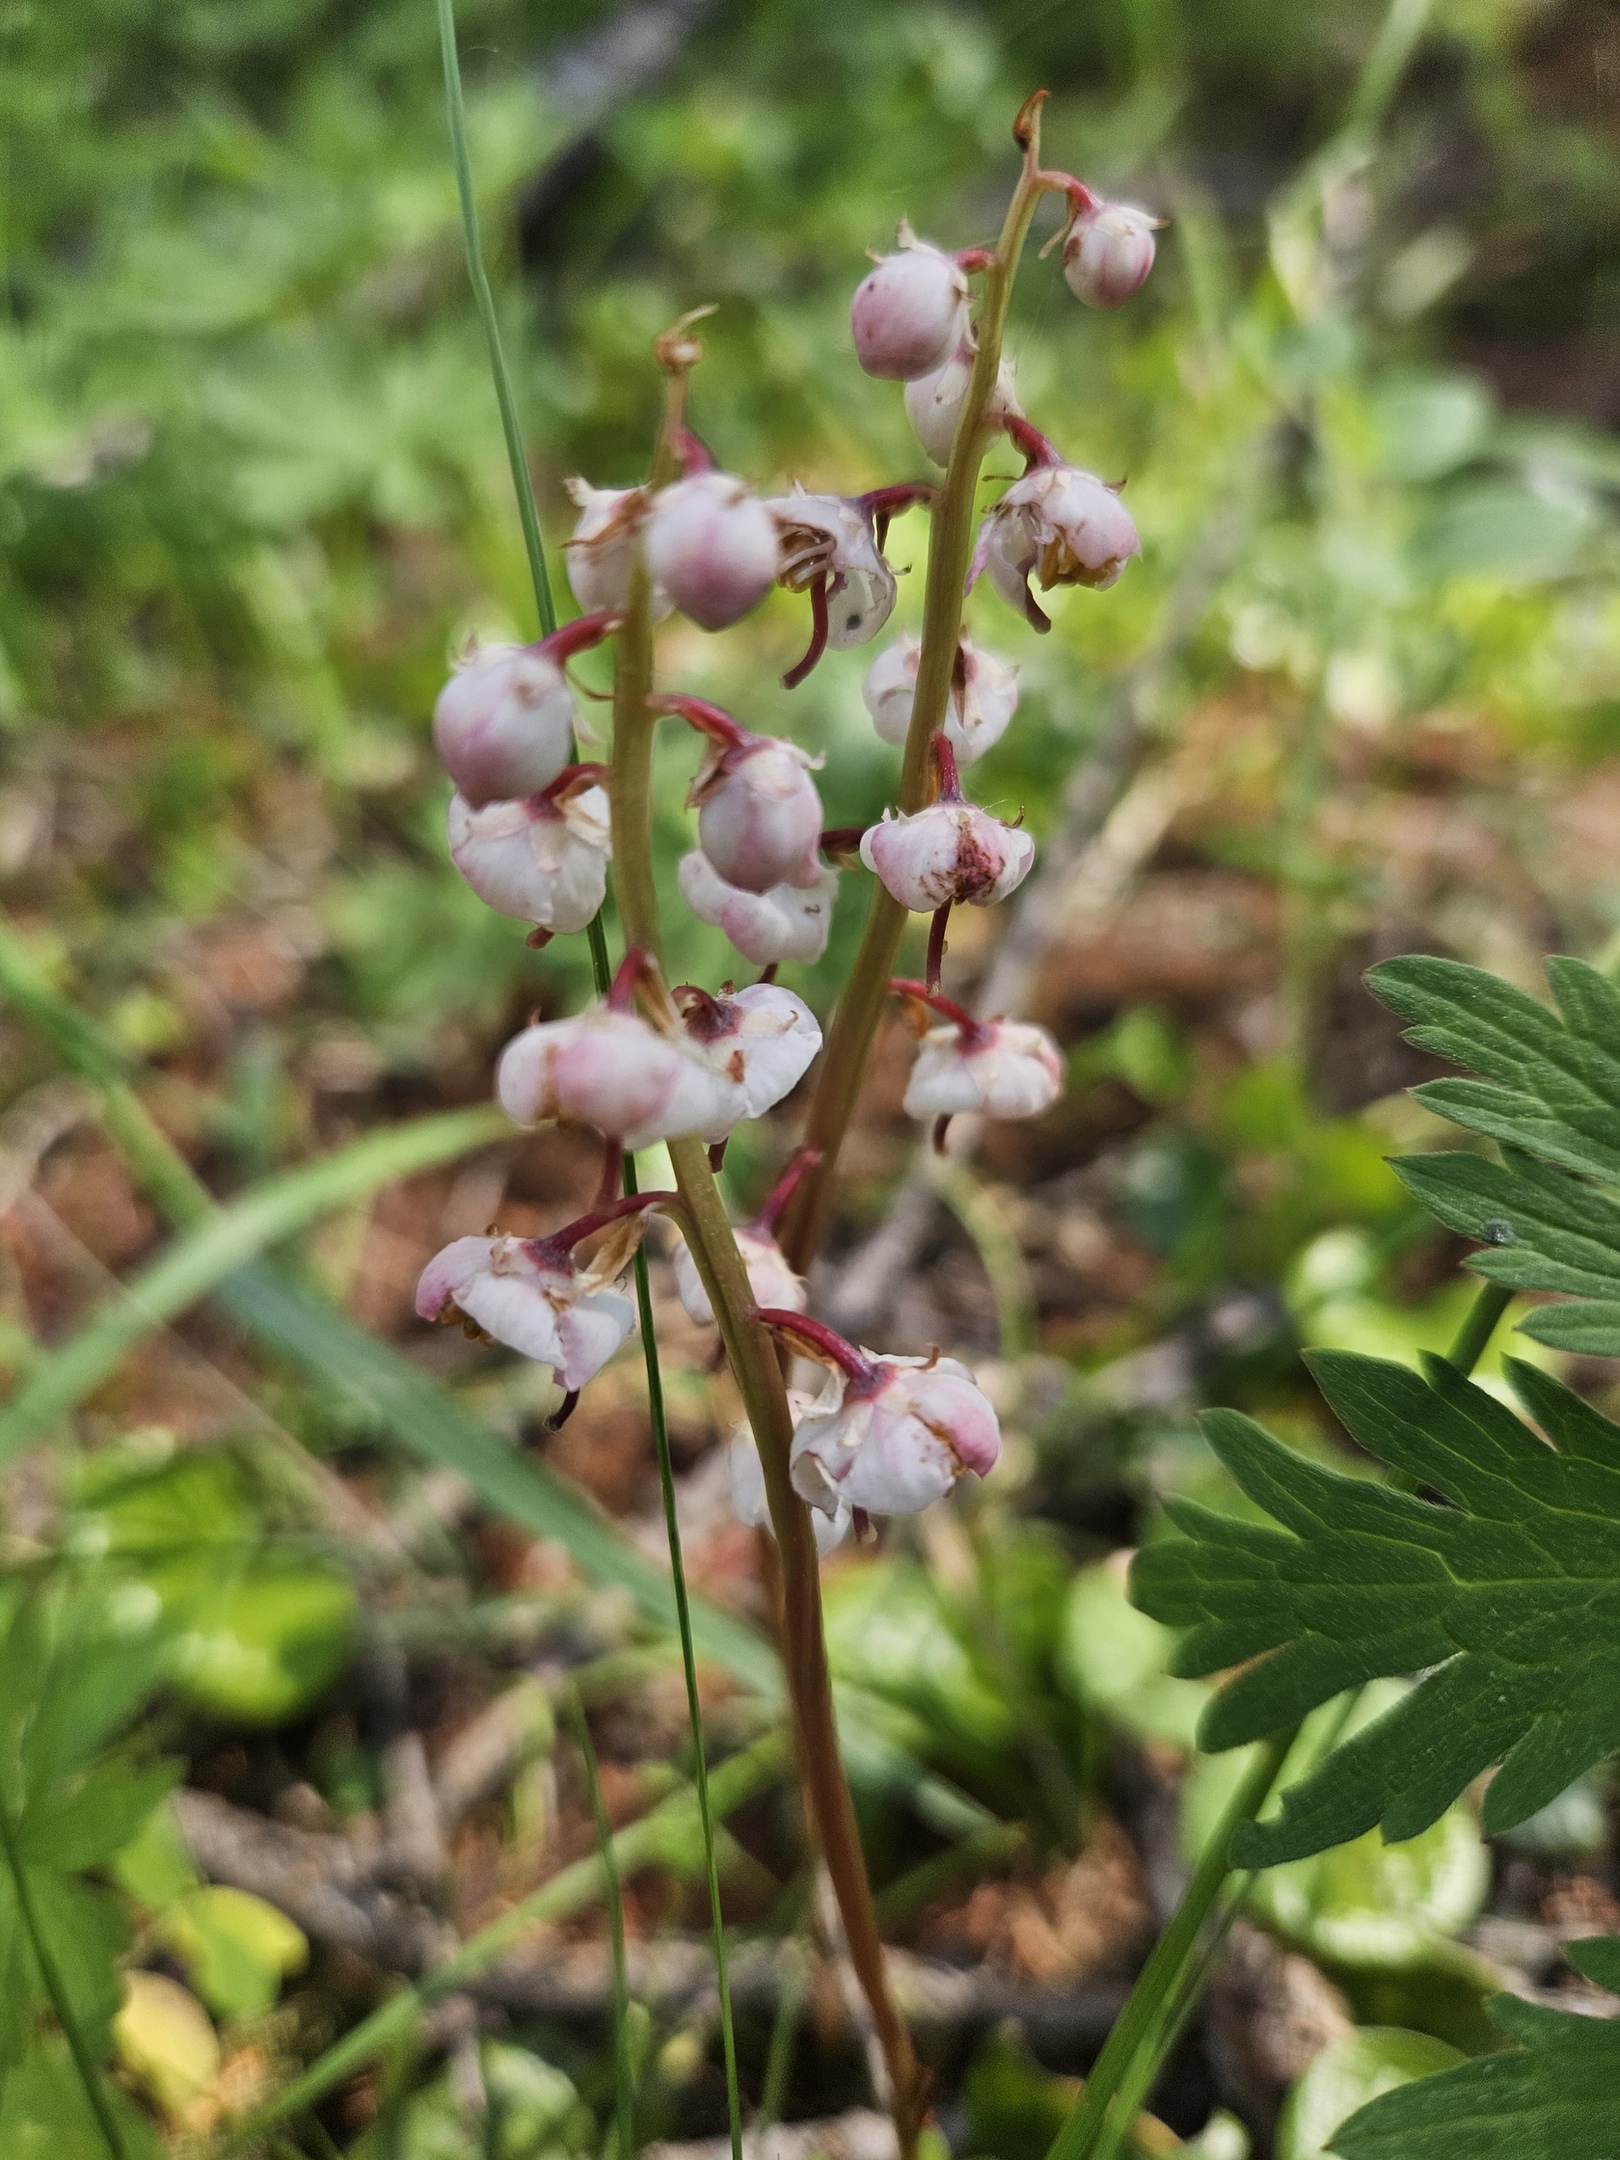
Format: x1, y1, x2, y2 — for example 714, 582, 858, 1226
433, 645, 574, 807
643, 472, 780, 632
971, 422, 1141, 629
767, 488, 898, 653
1062, 202, 1158, 310
663, 700, 825, 894
564, 482, 662, 618
904, 343, 1021, 468
730, 1419, 850, 1556
675, 1223, 805, 1328
753, 1312, 1000, 1518
895, 989, 1063, 1122
448, 776, 611, 932
863, 634, 1019, 768
859, 736, 1033, 913
497, 1005, 743, 1151
415, 1233, 635, 1392
679, 849, 837, 967
850, 224, 971, 382
675, 981, 822, 1139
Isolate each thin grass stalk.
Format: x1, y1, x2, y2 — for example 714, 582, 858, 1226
0, 1800, 128, 2160
568, 1691, 636, 2160
777, 92, 1054, 1272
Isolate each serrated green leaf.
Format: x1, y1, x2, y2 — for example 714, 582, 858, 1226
1330, 1938, 1620, 2159
1130, 1349, 1620, 1863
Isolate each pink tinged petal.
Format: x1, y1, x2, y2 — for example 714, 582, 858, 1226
859, 803, 1034, 913
678, 850, 836, 967
850, 232, 970, 381
455, 1268, 570, 1368
415, 1234, 502, 1322
974, 1022, 1063, 1117
433, 646, 575, 806
695, 739, 824, 894
447, 788, 611, 931
1063, 203, 1158, 310
862, 636, 922, 748
712, 984, 822, 1119
643, 473, 779, 631
564, 482, 666, 618
904, 345, 1020, 466
902, 1031, 995, 1119
554, 1287, 637, 1390
729, 1432, 849, 1554
496, 1009, 738, 1149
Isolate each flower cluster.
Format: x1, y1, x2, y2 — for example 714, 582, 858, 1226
417, 130, 1154, 1542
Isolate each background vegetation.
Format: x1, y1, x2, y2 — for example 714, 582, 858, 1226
3, 0, 1620, 2153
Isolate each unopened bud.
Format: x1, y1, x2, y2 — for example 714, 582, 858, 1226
447, 781, 610, 932
643, 472, 780, 631
415, 1233, 635, 1391
903, 1016, 1062, 1121
904, 344, 1020, 467
692, 737, 825, 895
1063, 202, 1158, 310
496, 1006, 742, 1151
433, 645, 575, 806
863, 634, 1019, 767
850, 225, 970, 382
678, 849, 837, 967
860, 798, 1033, 913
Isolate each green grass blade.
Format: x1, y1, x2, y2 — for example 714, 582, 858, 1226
0, 1102, 507, 1466
567, 1690, 636, 2160
215, 1731, 789, 2154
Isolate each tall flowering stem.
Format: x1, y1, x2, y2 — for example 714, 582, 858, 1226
610, 357, 929, 2158
778, 91, 1057, 1268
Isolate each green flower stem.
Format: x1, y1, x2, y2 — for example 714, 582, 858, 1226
1445, 1278, 1513, 1377
0, 1802, 128, 2160
215, 1733, 787, 2155
610, 558, 926, 2155
1042, 1727, 1295, 2160
778, 93, 1054, 1272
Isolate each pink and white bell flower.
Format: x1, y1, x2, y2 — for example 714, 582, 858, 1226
433, 613, 618, 807
671, 1146, 818, 1326
863, 633, 1020, 767
496, 949, 745, 1150
564, 483, 664, 618
674, 983, 822, 1137
678, 848, 837, 968
970, 418, 1140, 631
415, 1190, 667, 1392
448, 767, 611, 933
892, 980, 1063, 1123
850, 224, 973, 382
1061, 201, 1160, 310
767, 484, 932, 688
903, 343, 1021, 468
754, 1310, 1001, 1519
860, 733, 1034, 913
643, 463, 780, 632
729, 1419, 851, 1556
654, 696, 824, 894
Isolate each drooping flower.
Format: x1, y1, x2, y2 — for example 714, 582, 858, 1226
903, 343, 1021, 468
433, 613, 617, 807
655, 696, 824, 894
893, 982, 1063, 1122
729, 1420, 850, 1556
862, 634, 1019, 767
496, 1004, 743, 1151
415, 1232, 636, 1392
767, 488, 897, 653
753, 1311, 1000, 1518
643, 471, 780, 631
563, 483, 661, 618
448, 773, 610, 932
850, 225, 971, 381
678, 849, 837, 968
860, 734, 1033, 913
675, 982, 822, 1138
970, 419, 1140, 631
1062, 202, 1159, 310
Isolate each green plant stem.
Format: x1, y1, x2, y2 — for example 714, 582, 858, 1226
436, 0, 556, 641
1042, 1727, 1294, 2160
216, 1732, 786, 2154
610, 558, 925, 2154
0, 1804, 128, 2160
568, 1691, 635, 2160
778, 97, 1053, 1272
1445, 1278, 1512, 1377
